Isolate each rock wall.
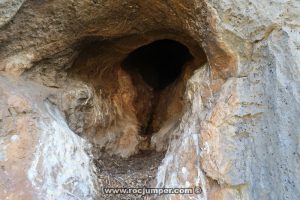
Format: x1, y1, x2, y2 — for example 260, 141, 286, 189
0, 0, 299, 200
0, 76, 96, 199
207, 1, 300, 199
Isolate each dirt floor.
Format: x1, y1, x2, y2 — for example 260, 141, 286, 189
93, 148, 166, 200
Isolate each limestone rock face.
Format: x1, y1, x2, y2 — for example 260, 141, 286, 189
0, 0, 299, 200
0, 77, 96, 199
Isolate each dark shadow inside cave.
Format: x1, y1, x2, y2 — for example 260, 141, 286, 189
120, 39, 194, 137
122, 39, 193, 90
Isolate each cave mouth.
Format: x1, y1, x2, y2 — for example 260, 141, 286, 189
92, 39, 197, 194
121, 39, 193, 90
67, 37, 206, 193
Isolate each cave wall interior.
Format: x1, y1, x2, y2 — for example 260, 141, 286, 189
0, 0, 299, 200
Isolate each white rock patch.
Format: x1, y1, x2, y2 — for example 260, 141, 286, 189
27, 102, 96, 200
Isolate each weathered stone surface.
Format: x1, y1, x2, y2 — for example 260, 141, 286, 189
0, 0, 299, 199
0, 76, 96, 199
0, 0, 25, 28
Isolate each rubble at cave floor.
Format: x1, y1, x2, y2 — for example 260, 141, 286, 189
93, 147, 166, 199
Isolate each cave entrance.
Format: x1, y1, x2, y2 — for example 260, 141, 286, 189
69, 37, 206, 196
93, 39, 197, 196
122, 39, 193, 90
121, 39, 194, 137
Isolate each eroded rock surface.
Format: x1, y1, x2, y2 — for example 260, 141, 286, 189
0, 0, 299, 200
